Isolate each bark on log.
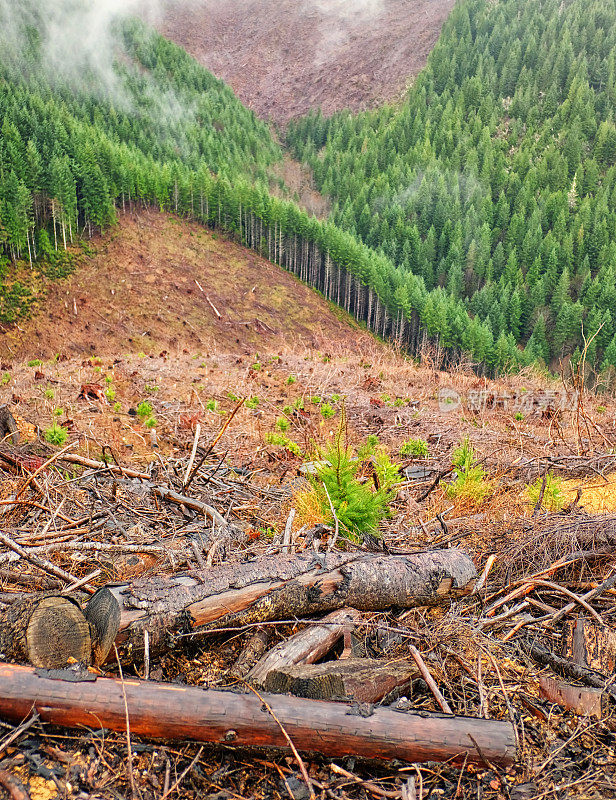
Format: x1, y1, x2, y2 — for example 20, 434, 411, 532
0, 596, 90, 668
264, 657, 418, 703
248, 608, 361, 687
107, 550, 476, 659
0, 662, 516, 766
538, 677, 606, 719
529, 643, 616, 701
84, 588, 121, 666
562, 618, 616, 674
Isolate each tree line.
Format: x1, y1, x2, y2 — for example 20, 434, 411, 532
287, 0, 616, 379
0, 7, 614, 383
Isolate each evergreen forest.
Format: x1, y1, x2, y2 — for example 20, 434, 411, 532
288, 0, 616, 377
1, 0, 616, 381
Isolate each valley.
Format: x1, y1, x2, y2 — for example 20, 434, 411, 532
0, 0, 615, 797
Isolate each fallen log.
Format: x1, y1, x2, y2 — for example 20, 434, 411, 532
264, 657, 418, 703
248, 608, 361, 687
106, 550, 476, 659
0, 662, 516, 766
229, 629, 272, 678
529, 643, 616, 701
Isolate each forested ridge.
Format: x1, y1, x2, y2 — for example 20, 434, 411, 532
1, 0, 616, 381
288, 0, 616, 377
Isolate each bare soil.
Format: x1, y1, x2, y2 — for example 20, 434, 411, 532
0, 209, 368, 362
158, 0, 455, 125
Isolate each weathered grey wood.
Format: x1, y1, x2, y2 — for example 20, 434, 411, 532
265, 657, 418, 702
0, 662, 517, 765
107, 550, 477, 659
562, 618, 616, 674
229, 629, 272, 678
248, 608, 361, 687
0, 405, 19, 445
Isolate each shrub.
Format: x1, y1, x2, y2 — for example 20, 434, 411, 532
286, 375, 296, 385
447, 437, 491, 503
515, 412, 524, 421
113, 402, 122, 412
275, 416, 290, 432
28, 359, 42, 367
320, 403, 336, 419
44, 388, 54, 400
206, 398, 219, 412
137, 400, 153, 419
400, 438, 429, 457
527, 472, 564, 512
245, 397, 259, 409
265, 432, 302, 456
105, 388, 116, 401
145, 417, 157, 429
44, 422, 68, 445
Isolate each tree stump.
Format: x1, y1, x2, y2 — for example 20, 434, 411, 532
0, 405, 19, 446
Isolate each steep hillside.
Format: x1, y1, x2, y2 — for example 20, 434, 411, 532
3, 208, 612, 485
0, 209, 372, 361
159, 0, 455, 125
288, 0, 616, 377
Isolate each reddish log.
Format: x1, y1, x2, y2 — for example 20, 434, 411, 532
0, 662, 516, 766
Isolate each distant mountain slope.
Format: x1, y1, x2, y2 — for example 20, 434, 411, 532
0, 209, 373, 360
288, 0, 616, 375
159, 0, 455, 125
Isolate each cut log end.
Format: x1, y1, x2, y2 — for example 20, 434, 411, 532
85, 588, 121, 666
26, 597, 91, 669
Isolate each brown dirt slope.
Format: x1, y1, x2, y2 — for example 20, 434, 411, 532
159, 0, 455, 125
0, 209, 371, 361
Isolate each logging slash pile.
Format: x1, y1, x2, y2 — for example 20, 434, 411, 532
0, 404, 614, 800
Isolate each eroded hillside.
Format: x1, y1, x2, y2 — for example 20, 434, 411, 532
159, 0, 455, 124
